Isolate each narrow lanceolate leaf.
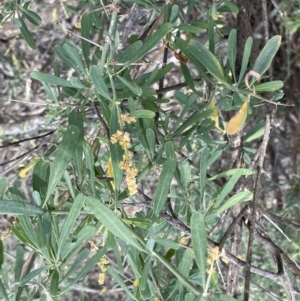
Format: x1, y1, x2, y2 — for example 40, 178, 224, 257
226, 96, 249, 135
129, 110, 155, 119
16, 17, 36, 49
45, 125, 80, 204
214, 170, 243, 208
191, 212, 207, 288
31, 72, 75, 87
20, 8, 42, 26
85, 197, 144, 251
153, 158, 177, 214
117, 76, 142, 96
90, 65, 111, 100
57, 194, 85, 259
227, 29, 237, 82
189, 39, 230, 88
0, 201, 43, 215
238, 37, 253, 84
254, 80, 283, 92
216, 191, 253, 214
252, 35, 281, 76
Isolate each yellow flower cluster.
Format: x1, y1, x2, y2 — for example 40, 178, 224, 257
110, 130, 131, 150
110, 131, 138, 195
97, 257, 109, 285
121, 114, 136, 124
120, 152, 138, 195
207, 246, 219, 276
1, 228, 12, 241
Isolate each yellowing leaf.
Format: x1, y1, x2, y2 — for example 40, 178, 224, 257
19, 161, 37, 178
209, 97, 223, 132
107, 157, 115, 190
226, 96, 250, 135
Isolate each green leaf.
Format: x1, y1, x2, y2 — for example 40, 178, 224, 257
0, 279, 9, 301
63, 44, 86, 76
61, 225, 97, 260
90, 65, 112, 100
0, 200, 43, 215
36, 216, 51, 260
16, 17, 36, 49
85, 197, 144, 251
223, 1, 239, 14
20, 8, 41, 26
227, 29, 237, 81
12, 223, 35, 247
213, 294, 238, 301
216, 191, 253, 214
199, 148, 210, 206
191, 212, 207, 288
81, 14, 91, 66
32, 161, 50, 199
208, 168, 253, 181
107, 266, 139, 301
61, 248, 90, 282
140, 258, 152, 299
57, 194, 85, 259
53, 44, 82, 74
0, 241, 3, 270
181, 62, 196, 92
15, 246, 25, 282
252, 36, 281, 77
117, 41, 143, 63
165, 141, 176, 160
146, 128, 155, 159
31, 72, 75, 87
125, 23, 173, 68
45, 125, 80, 204
122, 217, 152, 229
254, 80, 283, 92
129, 110, 155, 119
117, 76, 142, 96
243, 121, 265, 143
20, 266, 50, 286
50, 269, 60, 296
154, 238, 180, 250
83, 143, 95, 195
19, 215, 38, 248
214, 171, 243, 208
171, 109, 213, 137
145, 63, 174, 87
153, 158, 177, 214
0, 177, 7, 198
64, 247, 107, 289
176, 24, 202, 33
189, 40, 230, 87
238, 37, 253, 84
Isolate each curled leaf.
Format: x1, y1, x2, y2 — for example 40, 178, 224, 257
226, 96, 250, 135
245, 70, 261, 89
174, 51, 189, 64
19, 161, 37, 178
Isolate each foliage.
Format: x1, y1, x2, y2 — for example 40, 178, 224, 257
0, 0, 299, 300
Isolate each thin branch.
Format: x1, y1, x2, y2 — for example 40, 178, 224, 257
159, 211, 284, 281
91, 101, 110, 139
244, 110, 272, 300
219, 205, 250, 250
0, 130, 56, 148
